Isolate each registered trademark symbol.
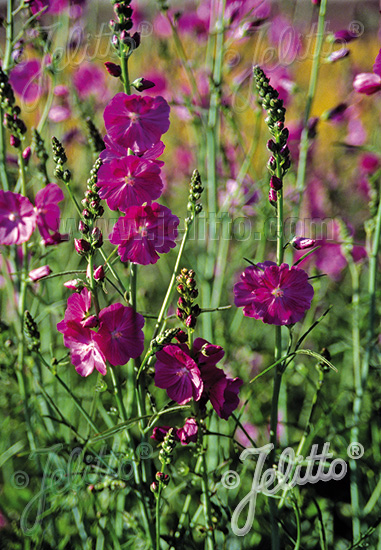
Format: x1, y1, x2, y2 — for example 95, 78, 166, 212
347, 442, 364, 459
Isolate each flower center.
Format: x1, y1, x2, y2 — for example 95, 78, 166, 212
112, 330, 123, 339
138, 223, 148, 238
272, 287, 284, 298
9, 212, 19, 222
176, 366, 189, 377
125, 176, 135, 186
129, 112, 139, 123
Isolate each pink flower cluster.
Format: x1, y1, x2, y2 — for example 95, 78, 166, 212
99, 92, 178, 265
151, 418, 198, 446
353, 49, 381, 95
154, 338, 243, 420
57, 288, 144, 376
0, 184, 67, 246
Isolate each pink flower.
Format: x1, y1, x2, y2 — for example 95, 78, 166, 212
353, 48, 381, 95
94, 303, 145, 366
73, 62, 107, 100
201, 366, 243, 420
29, 0, 68, 16
97, 156, 163, 211
0, 191, 36, 245
61, 323, 107, 377
35, 183, 67, 245
103, 93, 170, 153
353, 73, 381, 95
150, 426, 173, 442
100, 135, 165, 166
177, 418, 198, 445
109, 203, 179, 265
234, 262, 314, 325
57, 288, 92, 335
29, 265, 52, 281
57, 289, 107, 377
155, 344, 203, 405
9, 59, 43, 103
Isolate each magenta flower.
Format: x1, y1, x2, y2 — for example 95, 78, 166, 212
150, 426, 173, 442
28, 0, 68, 16
109, 203, 179, 265
200, 365, 243, 420
177, 418, 198, 445
155, 344, 203, 405
29, 265, 52, 281
35, 183, 67, 245
103, 93, 170, 153
101, 135, 165, 166
73, 62, 107, 101
353, 49, 381, 95
234, 262, 314, 325
9, 59, 44, 103
57, 288, 92, 335
94, 303, 145, 366
97, 155, 163, 211
0, 191, 36, 245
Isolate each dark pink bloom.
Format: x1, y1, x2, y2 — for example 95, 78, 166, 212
109, 203, 179, 265
73, 63, 107, 100
193, 337, 225, 367
35, 183, 67, 245
103, 93, 170, 153
177, 418, 198, 445
9, 59, 43, 103
155, 344, 203, 405
29, 265, 52, 281
101, 135, 165, 166
97, 155, 163, 211
234, 262, 314, 325
360, 153, 380, 174
104, 62, 122, 77
28, 0, 68, 16
201, 366, 243, 420
0, 191, 36, 245
353, 73, 381, 95
94, 303, 145, 366
334, 29, 360, 43
150, 426, 173, 442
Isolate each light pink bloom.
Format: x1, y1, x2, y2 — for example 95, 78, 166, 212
61, 323, 107, 377
353, 73, 381, 95
103, 93, 170, 153
73, 62, 107, 100
0, 191, 36, 245
94, 303, 145, 366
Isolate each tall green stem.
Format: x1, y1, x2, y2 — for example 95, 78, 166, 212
295, 0, 327, 195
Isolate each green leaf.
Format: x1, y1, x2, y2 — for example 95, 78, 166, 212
89, 415, 152, 443
294, 349, 338, 372
0, 441, 25, 468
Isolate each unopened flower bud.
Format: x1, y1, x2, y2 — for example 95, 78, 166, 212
327, 48, 350, 63
267, 156, 276, 171
291, 237, 316, 250
10, 135, 20, 148
267, 139, 277, 153
269, 188, 277, 204
63, 169, 71, 183
22, 146, 31, 162
176, 308, 184, 320
185, 315, 196, 328
29, 265, 52, 281
64, 278, 84, 291
270, 175, 282, 191
79, 220, 89, 233
91, 227, 103, 248
131, 77, 156, 91
74, 238, 91, 255
104, 62, 122, 77
94, 265, 105, 281
150, 481, 159, 493
174, 330, 188, 343
155, 472, 170, 484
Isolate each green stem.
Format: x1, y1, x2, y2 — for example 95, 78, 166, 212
0, 109, 9, 190
201, 448, 215, 550
295, 0, 327, 194
3, 0, 14, 73
99, 248, 129, 297
152, 224, 190, 339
